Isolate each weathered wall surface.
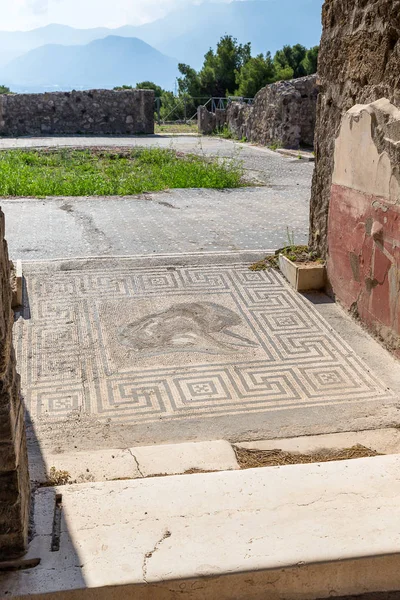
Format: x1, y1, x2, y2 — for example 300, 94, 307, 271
198, 76, 317, 148
0, 89, 155, 136
227, 75, 318, 149
0, 209, 30, 559
328, 99, 400, 353
197, 106, 227, 135
310, 0, 400, 256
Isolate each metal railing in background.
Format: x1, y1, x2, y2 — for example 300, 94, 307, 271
154, 96, 254, 125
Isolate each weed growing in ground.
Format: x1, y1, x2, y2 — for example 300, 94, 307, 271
46, 467, 71, 486
0, 147, 246, 197
213, 125, 235, 139
268, 140, 282, 151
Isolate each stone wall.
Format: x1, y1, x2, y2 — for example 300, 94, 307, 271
227, 75, 318, 149
328, 99, 400, 354
197, 106, 227, 135
310, 0, 400, 256
198, 75, 318, 149
0, 208, 30, 559
0, 89, 155, 137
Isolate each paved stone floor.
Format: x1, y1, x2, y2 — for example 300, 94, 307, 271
4, 135, 400, 452
3, 188, 308, 260
16, 257, 399, 451
0, 135, 312, 259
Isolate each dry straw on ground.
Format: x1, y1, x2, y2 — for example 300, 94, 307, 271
235, 444, 381, 469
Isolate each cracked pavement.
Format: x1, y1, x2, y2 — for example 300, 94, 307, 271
1, 135, 312, 259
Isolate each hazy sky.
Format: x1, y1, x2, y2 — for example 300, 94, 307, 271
0, 0, 237, 31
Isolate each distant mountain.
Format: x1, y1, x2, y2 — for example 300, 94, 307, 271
0, 36, 179, 92
0, 24, 143, 68
0, 0, 324, 72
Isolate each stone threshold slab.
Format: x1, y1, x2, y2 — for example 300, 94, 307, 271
28, 429, 400, 485
15, 249, 275, 269
237, 427, 400, 455
28, 440, 240, 484
3, 454, 400, 599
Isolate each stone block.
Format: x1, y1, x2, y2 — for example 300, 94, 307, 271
279, 254, 326, 291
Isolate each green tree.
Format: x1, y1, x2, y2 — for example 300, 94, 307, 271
0, 85, 11, 94
177, 64, 202, 98
273, 44, 307, 79
135, 81, 164, 98
301, 46, 319, 75
199, 36, 251, 96
235, 52, 275, 97
178, 36, 251, 99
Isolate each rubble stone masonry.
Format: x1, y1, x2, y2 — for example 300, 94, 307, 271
226, 75, 318, 149
0, 208, 30, 559
198, 75, 317, 149
0, 89, 155, 136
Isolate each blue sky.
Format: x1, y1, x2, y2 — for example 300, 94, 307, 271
1, 0, 322, 31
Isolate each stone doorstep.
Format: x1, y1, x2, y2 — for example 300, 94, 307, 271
3, 454, 400, 599
28, 440, 240, 485
28, 429, 400, 486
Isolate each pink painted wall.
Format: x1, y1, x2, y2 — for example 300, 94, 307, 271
327, 100, 400, 354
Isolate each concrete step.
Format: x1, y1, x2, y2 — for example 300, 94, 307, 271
2, 454, 400, 599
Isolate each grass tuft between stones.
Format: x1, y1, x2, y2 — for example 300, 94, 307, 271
0, 147, 246, 197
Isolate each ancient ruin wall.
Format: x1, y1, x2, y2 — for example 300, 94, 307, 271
198, 75, 317, 149
328, 99, 400, 353
310, 0, 400, 256
0, 209, 30, 559
227, 75, 318, 149
0, 89, 155, 136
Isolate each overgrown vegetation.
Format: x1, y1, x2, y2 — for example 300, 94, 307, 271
0, 85, 11, 94
0, 148, 245, 197
280, 245, 323, 263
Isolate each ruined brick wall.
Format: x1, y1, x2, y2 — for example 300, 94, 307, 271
198, 75, 317, 149
0, 89, 154, 136
227, 75, 318, 149
0, 209, 30, 559
310, 0, 400, 256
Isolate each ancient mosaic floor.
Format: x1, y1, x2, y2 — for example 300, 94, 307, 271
14, 261, 394, 428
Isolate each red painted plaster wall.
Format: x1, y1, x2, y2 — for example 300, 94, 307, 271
328, 184, 400, 354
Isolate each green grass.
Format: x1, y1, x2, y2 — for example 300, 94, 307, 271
155, 123, 199, 134
0, 147, 245, 197
213, 125, 247, 143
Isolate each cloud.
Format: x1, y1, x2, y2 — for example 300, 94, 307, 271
26, 0, 48, 15
0, 0, 232, 31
